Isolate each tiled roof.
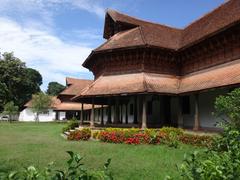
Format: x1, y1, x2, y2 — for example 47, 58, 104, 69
74, 59, 240, 99
93, 0, 240, 52
24, 96, 61, 108
54, 102, 101, 111
179, 60, 240, 93
25, 96, 100, 110
60, 77, 93, 96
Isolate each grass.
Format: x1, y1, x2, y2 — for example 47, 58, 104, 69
0, 122, 203, 179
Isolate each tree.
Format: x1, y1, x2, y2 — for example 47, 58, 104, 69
215, 88, 240, 129
31, 92, 52, 122
0, 52, 42, 111
2, 101, 19, 122
46, 82, 65, 96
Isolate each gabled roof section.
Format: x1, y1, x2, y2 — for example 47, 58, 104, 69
180, 0, 240, 49
99, 0, 240, 52
96, 27, 146, 51
24, 96, 60, 108
60, 77, 93, 96
103, 9, 182, 49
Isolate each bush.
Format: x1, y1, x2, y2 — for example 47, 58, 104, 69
62, 118, 79, 133
178, 128, 240, 180
0, 151, 112, 180
179, 133, 213, 147
92, 130, 101, 139
160, 127, 184, 136
167, 88, 240, 179
68, 128, 91, 141
215, 88, 240, 130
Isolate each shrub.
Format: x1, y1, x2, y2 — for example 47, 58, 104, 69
160, 127, 184, 136
175, 127, 240, 180
62, 118, 79, 133
214, 88, 240, 130
68, 128, 91, 141
179, 133, 213, 147
0, 151, 112, 180
92, 130, 101, 139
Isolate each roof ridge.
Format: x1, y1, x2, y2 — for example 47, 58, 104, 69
138, 26, 147, 45
183, 0, 231, 29
107, 9, 183, 31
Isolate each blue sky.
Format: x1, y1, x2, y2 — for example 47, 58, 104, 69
0, 0, 225, 90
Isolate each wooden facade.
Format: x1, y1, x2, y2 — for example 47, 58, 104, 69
73, 0, 240, 130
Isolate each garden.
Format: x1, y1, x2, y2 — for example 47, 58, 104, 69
1, 88, 240, 179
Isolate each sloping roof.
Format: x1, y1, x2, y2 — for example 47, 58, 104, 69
92, 0, 240, 53
74, 59, 240, 99
54, 102, 102, 111
60, 77, 93, 96
96, 27, 145, 51
181, 0, 240, 48
25, 96, 101, 111
179, 60, 240, 93
24, 96, 61, 108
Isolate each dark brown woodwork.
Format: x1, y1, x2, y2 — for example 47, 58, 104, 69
88, 23, 240, 80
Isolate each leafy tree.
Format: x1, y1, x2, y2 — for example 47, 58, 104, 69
2, 101, 19, 122
0, 52, 42, 111
46, 82, 65, 96
31, 92, 52, 122
215, 88, 240, 130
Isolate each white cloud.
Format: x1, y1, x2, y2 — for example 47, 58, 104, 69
71, 0, 105, 18
0, 0, 106, 19
0, 17, 94, 89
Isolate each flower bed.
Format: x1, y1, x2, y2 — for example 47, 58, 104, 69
98, 128, 180, 145
67, 127, 214, 147
67, 128, 91, 141
97, 128, 213, 147
179, 133, 213, 147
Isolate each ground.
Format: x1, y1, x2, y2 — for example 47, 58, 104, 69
0, 122, 202, 179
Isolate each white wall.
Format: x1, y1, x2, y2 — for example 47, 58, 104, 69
19, 108, 57, 122
199, 88, 229, 128
182, 88, 230, 129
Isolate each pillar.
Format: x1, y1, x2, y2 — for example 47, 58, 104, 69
113, 97, 120, 124
107, 98, 112, 123
177, 96, 183, 128
193, 94, 200, 131
101, 105, 104, 125
120, 104, 123, 123
134, 96, 138, 124
141, 95, 147, 129
125, 103, 128, 124
80, 103, 84, 125
90, 99, 95, 128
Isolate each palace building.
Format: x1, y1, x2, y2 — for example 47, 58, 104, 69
73, 0, 240, 130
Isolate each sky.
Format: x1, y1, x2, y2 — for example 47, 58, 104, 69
0, 0, 225, 90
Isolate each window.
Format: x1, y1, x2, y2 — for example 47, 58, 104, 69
182, 96, 190, 114
130, 104, 134, 115
147, 101, 152, 115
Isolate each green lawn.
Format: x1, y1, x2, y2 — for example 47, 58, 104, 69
0, 122, 202, 179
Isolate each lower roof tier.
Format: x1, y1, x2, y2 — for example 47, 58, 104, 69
73, 59, 240, 100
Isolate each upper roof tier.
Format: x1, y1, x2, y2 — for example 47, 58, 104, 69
96, 0, 240, 52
